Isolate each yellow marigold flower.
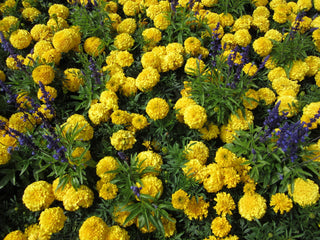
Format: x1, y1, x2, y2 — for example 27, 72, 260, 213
223, 167, 241, 188
113, 204, 136, 227
214, 147, 237, 168
253, 6, 270, 19
267, 66, 287, 82
184, 196, 209, 220
52, 177, 72, 201
136, 67, 160, 92
173, 97, 197, 123
184, 36, 201, 56
252, 0, 268, 6
120, 76, 137, 97
88, 103, 111, 125
162, 215, 176, 238
110, 129, 136, 151
171, 189, 189, 210
137, 175, 163, 200
146, 97, 169, 120
30, 24, 51, 41
243, 89, 259, 110
33, 40, 53, 59
238, 192, 267, 221
164, 52, 184, 71
39, 207, 67, 234
41, 49, 62, 65
166, 42, 184, 55
104, 1, 118, 13
32, 65, 55, 85
16, 92, 32, 109
61, 114, 94, 141
3, 230, 27, 240
253, 37, 273, 57
146, 4, 163, 20
96, 156, 118, 181
9, 112, 36, 133
0, 70, 6, 81
214, 192, 236, 216
24, 223, 51, 240
232, 15, 252, 31
114, 33, 135, 50
264, 29, 283, 42
106, 71, 126, 92
131, 113, 149, 130
183, 104, 207, 129
22, 7, 41, 22
137, 150, 163, 175
272, 77, 300, 97
9, 29, 32, 50
219, 124, 236, 143
123, 0, 140, 16
276, 95, 298, 117
62, 185, 94, 211
220, 33, 236, 50
184, 141, 209, 164
305, 56, 320, 77
141, 51, 161, 71
229, 109, 254, 131
84, 37, 105, 57
33, 104, 55, 124
52, 28, 81, 53
211, 216, 232, 238
297, 0, 312, 11
48, 4, 69, 19
219, 12, 234, 27
111, 109, 132, 125
105, 225, 130, 240
79, 216, 109, 240
63, 68, 84, 92
257, 87, 276, 105
288, 178, 320, 207
182, 158, 205, 182
98, 182, 118, 200
198, 122, 220, 140
100, 90, 119, 110
116, 50, 134, 67
37, 85, 57, 102
47, 17, 69, 31
70, 147, 92, 167
201, 0, 218, 7
289, 60, 309, 81
142, 27, 162, 46
154, 13, 171, 30
270, 193, 293, 214
243, 180, 257, 195
252, 16, 269, 33
234, 29, 252, 47
301, 101, 320, 129
242, 62, 258, 76
202, 163, 224, 193
0, 143, 11, 165
117, 18, 137, 34
107, 12, 122, 29
22, 180, 55, 211
0, 16, 19, 34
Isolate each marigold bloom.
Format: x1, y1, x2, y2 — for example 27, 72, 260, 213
22, 181, 55, 211
137, 150, 163, 175
171, 189, 189, 210
184, 36, 201, 56
184, 57, 206, 75
238, 192, 267, 221
48, 4, 69, 19
30, 24, 51, 41
63, 68, 84, 92
79, 216, 109, 240
211, 216, 232, 238
105, 225, 130, 240
3, 230, 27, 240
242, 63, 258, 76
131, 113, 149, 130
110, 130, 136, 150
270, 193, 293, 214
146, 97, 169, 120
138, 175, 163, 200
136, 67, 160, 92
123, 0, 140, 16
141, 51, 161, 71
61, 114, 94, 141
96, 156, 118, 181
63, 185, 94, 211
0, 143, 11, 165
52, 177, 72, 201
184, 196, 209, 220
252, 37, 273, 57
98, 182, 118, 200
9, 29, 32, 49
183, 104, 207, 129
84, 37, 105, 57
214, 192, 236, 216
32, 65, 55, 85
198, 122, 220, 140
24, 224, 51, 240
184, 141, 209, 164
37, 85, 57, 102
288, 178, 320, 207
154, 13, 171, 30
162, 215, 176, 238
52, 28, 81, 53
289, 60, 309, 82
88, 103, 111, 125
39, 207, 67, 234
22, 7, 41, 22
142, 27, 162, 46
117, 18, 137, 34
114, 33, 135, 50
9, 112, 36, 133
257, 87, 276, 105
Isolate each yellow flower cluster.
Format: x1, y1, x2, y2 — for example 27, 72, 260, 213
146, 97, 169, 120
61, 114, 94, 141
288, 178, 320, 207
110, 129, 136, 151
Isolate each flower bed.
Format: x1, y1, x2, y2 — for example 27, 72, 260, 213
1, 0, 320, 239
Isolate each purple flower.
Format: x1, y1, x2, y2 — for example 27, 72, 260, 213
131, 185, 142, 197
